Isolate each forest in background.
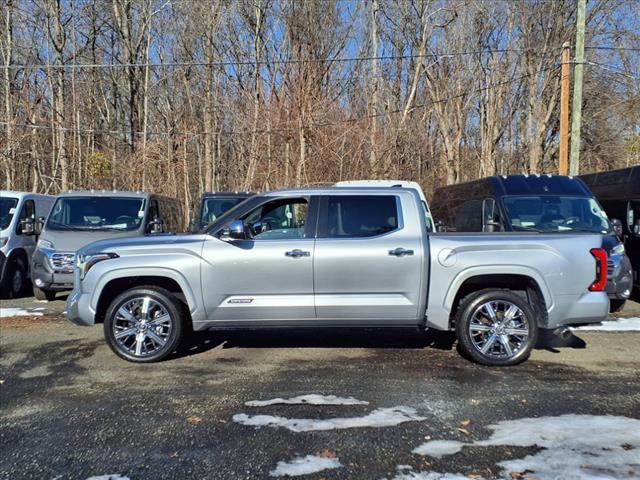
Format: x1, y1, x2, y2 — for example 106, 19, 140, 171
1, 0, 639, 220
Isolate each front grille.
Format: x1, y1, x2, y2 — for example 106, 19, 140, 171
51, 252, 75, 273
607, 259, 615, 278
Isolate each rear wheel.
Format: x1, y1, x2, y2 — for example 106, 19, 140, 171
104, 286, 184, 363
455, 289, 538, 366
33, 286, 57, 301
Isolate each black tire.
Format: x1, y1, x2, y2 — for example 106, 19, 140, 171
4, 257, 26, 298
33, 286, 57, 301
104, 286, 185, 363
609, 299, 626, 313
455, 289, 538, 366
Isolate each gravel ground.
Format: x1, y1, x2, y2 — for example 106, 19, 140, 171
0, 295, 639, 480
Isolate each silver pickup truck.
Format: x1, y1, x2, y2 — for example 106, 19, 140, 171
67, 187, 610, 366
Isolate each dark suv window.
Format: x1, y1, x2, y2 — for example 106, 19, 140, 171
323, 195, 399, 238
454, 199, 482, 232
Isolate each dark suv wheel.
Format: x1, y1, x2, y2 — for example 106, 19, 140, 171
455, 289, 538, 366
104, 286, 185, 363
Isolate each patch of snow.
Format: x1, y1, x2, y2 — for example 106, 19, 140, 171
572, 317, 640, 331
246, 394, 369, 407
0, 307, 44, 318
390, 472, 473, 480
412, 440, 466, 459
412, 414, 640, 480
86, 476, 130, 480
233, 406, 426, 432
269, 455, 341, 477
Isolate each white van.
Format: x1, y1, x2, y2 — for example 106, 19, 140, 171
334, 180, 434, 231
0, 191, 55, 298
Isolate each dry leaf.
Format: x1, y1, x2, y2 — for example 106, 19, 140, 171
621, 443, 634, 451
510, 472, 523, 479
461, 419, 471, 426
521, 399, 528, 404
186, 415, 203, 424
318, 449, 337, 458
523, 476, 539, 480
458, 428, 471, 435
170, 451, 179, 458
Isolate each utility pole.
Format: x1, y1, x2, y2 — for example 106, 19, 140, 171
569, 0, 586, 176
559, 42, 571, 175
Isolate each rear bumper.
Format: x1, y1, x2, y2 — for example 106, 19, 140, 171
66, 289, 96, 326
547, 291, 610, 328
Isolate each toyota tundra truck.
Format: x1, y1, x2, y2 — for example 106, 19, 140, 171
67, 187, 610, 366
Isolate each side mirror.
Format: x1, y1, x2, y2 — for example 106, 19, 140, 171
147, 219, 165, 234
611, 218, 623, 237
435, 219, 447, 233
35, 216, 45, 235
20, 218, 35, 236
484, 221, 502, 233
220, 220, 246, 241
634, 219, 640, 236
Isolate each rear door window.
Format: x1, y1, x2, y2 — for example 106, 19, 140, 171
320, 195, 399, 238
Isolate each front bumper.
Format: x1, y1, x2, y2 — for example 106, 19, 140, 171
606, 254, 633, 300
31, 248, 75, 291
66, 289, 96, 326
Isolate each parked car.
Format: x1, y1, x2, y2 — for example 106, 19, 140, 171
580, 166, 640, 293
335, 180, 434, 231
0, 191, 55, 298
430, 174, 633, 312
191, 191, 254, 232
67, 187, 609, 366
31, 191, 183, 301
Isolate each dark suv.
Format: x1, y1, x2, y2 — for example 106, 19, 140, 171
431, 174, 633, 312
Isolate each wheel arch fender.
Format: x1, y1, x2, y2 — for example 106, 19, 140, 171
444, 265, 553, 317
91, 266, 200, 316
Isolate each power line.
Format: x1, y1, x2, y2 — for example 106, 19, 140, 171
4, 48, 530, 71
585, 46, 640, 52
580, 60, 640, 81
0, 65, 557, 137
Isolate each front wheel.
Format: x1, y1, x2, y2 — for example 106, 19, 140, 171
4, 258, 26, 298
455, 289, 538, 366
104, 286, 184, 363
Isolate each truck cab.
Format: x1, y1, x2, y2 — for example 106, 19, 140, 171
0, 191, 55, 298
430, 174, 633, 311
31, 191, 184, 300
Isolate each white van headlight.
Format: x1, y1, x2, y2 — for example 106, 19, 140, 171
78, 252, 119, 280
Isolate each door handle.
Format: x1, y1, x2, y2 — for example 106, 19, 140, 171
389, 247, 414, 257
285, 249, 311, 258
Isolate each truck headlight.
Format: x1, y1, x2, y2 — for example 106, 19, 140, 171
37, 239, 54, 250
78, 252, 119, 280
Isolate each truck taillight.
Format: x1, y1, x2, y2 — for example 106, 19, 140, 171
589, 248, 607, 292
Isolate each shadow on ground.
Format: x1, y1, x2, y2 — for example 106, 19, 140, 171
176, 328, 457, 359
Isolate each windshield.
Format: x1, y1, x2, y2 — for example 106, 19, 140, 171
47, 197, 146, 231
0, 197, 18, 230
200, 197, 247, 227
502, 195, 611, 233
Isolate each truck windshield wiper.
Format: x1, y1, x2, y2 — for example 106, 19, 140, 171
510, 225, 542, 232
49, 223, 90, 231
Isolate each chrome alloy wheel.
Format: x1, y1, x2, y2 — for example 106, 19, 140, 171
112, 296, 173, 357
468, 300, 530, 360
